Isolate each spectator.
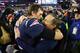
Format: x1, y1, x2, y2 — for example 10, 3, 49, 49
68, 7, 80, 53
0, 8, 15, 53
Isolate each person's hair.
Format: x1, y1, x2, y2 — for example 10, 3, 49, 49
27, 4, 43, 16
44, 14, 63, 26
1, 8, 14, 20
3, 8, 14, 16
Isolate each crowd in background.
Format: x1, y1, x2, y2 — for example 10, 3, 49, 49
0, 2, 80, 53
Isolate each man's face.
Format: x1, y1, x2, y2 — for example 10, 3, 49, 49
75, 13, 80, 19
42, 14, 56, 30
36, 8, 43, 19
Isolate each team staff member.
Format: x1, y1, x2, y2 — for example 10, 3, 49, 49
68, 7, 80, 53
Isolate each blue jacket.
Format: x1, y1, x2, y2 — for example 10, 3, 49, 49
68, 19, 80, 40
